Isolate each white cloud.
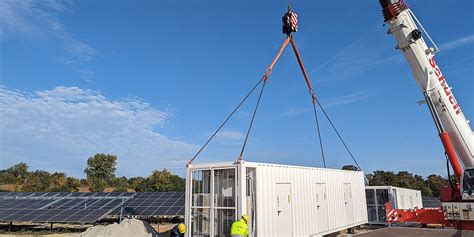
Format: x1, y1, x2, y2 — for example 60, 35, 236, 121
0, 0, 96, 80
281, 107, 312, 117
325, 54, 403, 80
322, 91, 370, 109
215, 130, 244, 142
282, 91, 370, 116
440, 34, 474, 50
309, 36, 368, 76
0, 86, 197, 177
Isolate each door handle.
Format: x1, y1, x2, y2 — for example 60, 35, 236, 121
317, 205, 320, 209
277, 210, 282, 215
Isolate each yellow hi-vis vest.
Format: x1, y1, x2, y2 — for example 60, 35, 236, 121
230, 219, 248, 236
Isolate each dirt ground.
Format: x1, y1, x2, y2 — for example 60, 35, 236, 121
0, 222, 176, 237
3, 224, 474, 237
0, 234, 79, 237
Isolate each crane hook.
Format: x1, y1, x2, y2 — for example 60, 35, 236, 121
282, 5, 298, 36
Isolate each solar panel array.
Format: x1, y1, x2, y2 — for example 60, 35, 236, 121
0, 192, 185, 223
112, 192, 185, 217
422, 196, 441, 208
0, 192, 134, 223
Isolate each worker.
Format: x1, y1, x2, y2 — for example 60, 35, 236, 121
230, 214, 249, 237
169, 223, 186, 237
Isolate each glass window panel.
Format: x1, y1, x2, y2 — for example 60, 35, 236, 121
214, 169, 235, 207
376, 189, 389, 206
366, 189, 375, 205
367, 206, 377, 222
377, 206, 387, 222
463, 169, 474, 195
191, 208, 210, 237
192, 170, 211, 207
213, 209, 235, 237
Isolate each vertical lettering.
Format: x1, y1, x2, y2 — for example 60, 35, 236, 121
429, 57, 436, 68
435, 68, 441, 77
438, 75, 445, 83
445, 86, 451, 96
449, 96, 455, 105
430, 57, 463, 116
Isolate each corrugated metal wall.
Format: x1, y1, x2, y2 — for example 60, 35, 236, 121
248, 162, 368, 236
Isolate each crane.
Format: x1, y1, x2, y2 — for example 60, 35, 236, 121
379, 0, 474, 229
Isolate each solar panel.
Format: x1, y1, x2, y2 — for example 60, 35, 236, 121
422, 196, 441, 208
0, 192, 135, 223
113, 192, 185, 217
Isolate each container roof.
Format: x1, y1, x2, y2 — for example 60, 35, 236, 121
188, 160, 363, 173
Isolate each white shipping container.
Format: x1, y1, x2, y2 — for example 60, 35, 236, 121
365, 186, 423, 225
185, 160, 368, 237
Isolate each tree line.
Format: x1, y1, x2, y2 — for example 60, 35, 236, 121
342, 165, 450, 197
0, 155, 449, 197
0, 154, 185, 193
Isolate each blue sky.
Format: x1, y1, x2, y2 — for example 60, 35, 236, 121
1, 0, 473, 178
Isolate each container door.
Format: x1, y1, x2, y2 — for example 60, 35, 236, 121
376, 189, 389, 222
246, 168, 257, 236
275, 183, 293, 236
315, 183, 328, 232
343, 183, 354, 224
213, 168, 236, 237
392, 188, 398, 208
400, 193, 405, 208
365, 189, 377, 223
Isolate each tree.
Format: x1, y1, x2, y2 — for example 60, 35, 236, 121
147, 169, 174, 192
112, 176, 129, 192
395, 171, 414, 188
413, 174, 432, 197
369, 170, 397, 186
426, 174, 448, 197
7, 162, 29, 182
170, 174, 186, 191
84, 154, 117, 192
128, 177, 147, 191
21, 170, 52, 192
46, 173, 81, 192
50, 172, 66, 187
65, 177, 81, 192
0, 170, 16, 184
136, 178, 154, 192
341, 165, 360, 171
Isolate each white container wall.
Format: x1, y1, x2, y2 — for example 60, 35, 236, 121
365, 186, 423, 225
185, 161, 368, 237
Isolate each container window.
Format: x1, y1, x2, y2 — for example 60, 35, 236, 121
377, 206, 386, 222
376, 189, 389, 205
213, 209, 235, 237
366, 189, 375, 205
190, 168, 236, 237
214, 169, 235, 207
191, 208, 211, 237
192, 170, 211, 207
367, 206, 377, 222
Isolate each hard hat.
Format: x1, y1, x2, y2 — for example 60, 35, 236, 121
178, 223, 186, 234
242, 214, 249, 223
